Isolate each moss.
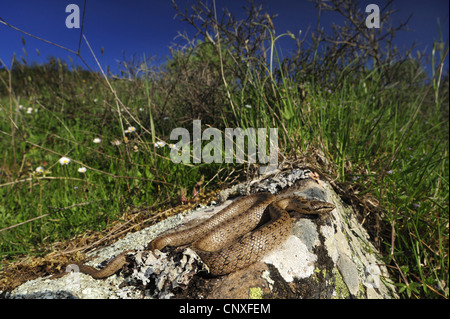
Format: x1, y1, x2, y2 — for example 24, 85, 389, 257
249, 287, 264, 299
332, 267, 350, 299
356, 282, 366, 299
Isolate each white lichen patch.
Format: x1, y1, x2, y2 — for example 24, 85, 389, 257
364, 263, 382, 289
321, 224, 340, 263
260, 270, 275, 291
11, 270, 124, 299
262, 235, 317, 282
126, 248, 206, 298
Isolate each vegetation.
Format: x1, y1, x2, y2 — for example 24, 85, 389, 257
0, 0, 448, 298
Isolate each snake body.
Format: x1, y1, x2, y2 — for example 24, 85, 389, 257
68, 192, 335, 278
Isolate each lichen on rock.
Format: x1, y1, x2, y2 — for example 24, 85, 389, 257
8, 168, 398, 299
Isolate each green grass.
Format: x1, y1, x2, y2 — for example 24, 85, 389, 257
0, 70, 209, 256
1, 26, 448, 299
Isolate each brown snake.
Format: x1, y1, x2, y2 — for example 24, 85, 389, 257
61, 192, 335, 278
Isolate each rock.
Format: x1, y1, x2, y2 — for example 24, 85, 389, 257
8, 169, 398, 299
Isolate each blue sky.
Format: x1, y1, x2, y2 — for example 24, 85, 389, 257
0, 0, 448, 75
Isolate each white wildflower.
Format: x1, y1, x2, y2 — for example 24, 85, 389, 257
111, 139, 122, 146
93, 138, 101, 144
35, 166, 45, 173
78, 167, 87, 173
154, 141, 166, 148
59, 157, 71, 165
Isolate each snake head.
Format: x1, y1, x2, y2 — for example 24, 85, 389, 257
282, 196, 336, 216
308, 200, 336, 214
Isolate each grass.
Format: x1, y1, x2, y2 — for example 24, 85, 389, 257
0, 16, 449, 299
0, 67, 207, 255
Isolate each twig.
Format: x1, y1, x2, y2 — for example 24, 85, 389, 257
390, 217, 410, 288
0, 17, 78, 55
77, 0, 87, 54
0, 200, 102, 233
0, 176, 91, 188
52, 200, 172, 257
0, 129, 175, 186
0, 11, 95, 74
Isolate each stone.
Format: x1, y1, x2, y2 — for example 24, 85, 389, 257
8, 169, 398, 299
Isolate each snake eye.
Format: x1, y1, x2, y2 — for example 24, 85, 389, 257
316, 202, 336, 213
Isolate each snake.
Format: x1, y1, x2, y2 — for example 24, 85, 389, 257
61, 192, 335, 278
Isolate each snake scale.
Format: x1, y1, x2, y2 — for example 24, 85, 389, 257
67, 192, 335, 278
